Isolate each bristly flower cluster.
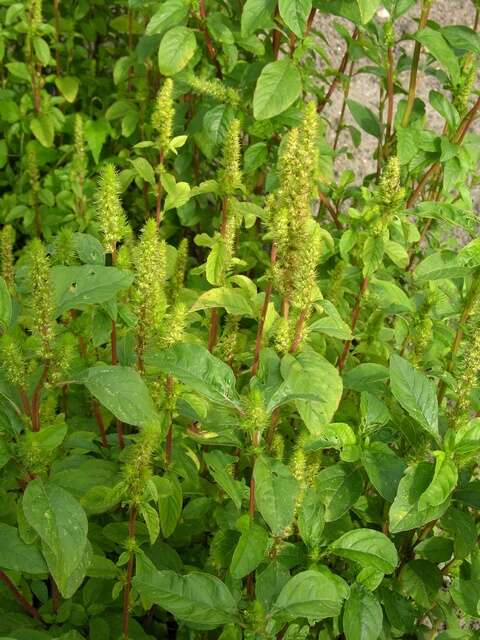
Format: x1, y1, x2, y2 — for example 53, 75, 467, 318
96, 164, 129, 255
152, 78, 175, 156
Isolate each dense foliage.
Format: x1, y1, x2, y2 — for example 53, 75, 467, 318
1, 0, 480, 638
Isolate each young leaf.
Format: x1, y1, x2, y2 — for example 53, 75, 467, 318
278, 0, 312, 37
0, 523, 47, 574
346, 100, 381, 138
316, 463, 363, 522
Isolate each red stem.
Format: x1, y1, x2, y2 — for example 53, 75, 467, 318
318, 28, 358, 115
337, 276, 369, 372
198, 0, 223, 77
0, 570, 42, 621
92, 399, 108, 448
31, 363, 49, 432
122, 507, 137, 640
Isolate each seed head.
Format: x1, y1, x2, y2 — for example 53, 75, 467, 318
96, 164, 128, 255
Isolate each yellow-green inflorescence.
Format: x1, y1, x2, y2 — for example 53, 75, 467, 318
0, 224, 15, 290
171, 238, 188, 303
152, 78, 175, 156
28, 0, 42, 31
133, 219, 167, 362
96, 163, 129, 255
454, 316, 480, 421
0, 335, 27, 388
187, 75, 239, 106
377, 155, 405, 216
28, 239, 55, 357
122, 424, 161, 506
26, 147, 40, 200
453, 53, 477, 118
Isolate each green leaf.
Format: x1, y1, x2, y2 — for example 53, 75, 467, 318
31, 114, 54, 147
273, 569, 349, 621
297, 488, 325, 549
347, 100, 381, 138
133, 554, 239, 629
316, 463, 363, 522
369, 279, 413, 313
230, 519, 269, 579
343, 584, 383, 640
206, 239, 228, 286
140, 503, 160, 545
147, 343, 240, 409
418, 451, 457, 509
400, 560, 442, 608
389, 355, 439, 440
253, 455, 299, 535
191, 287, 254, 317
253, 59, 302, 121
55, 76, 79, 103
343, 363, 389, 394
241, 0, 275, 37
279, 0, 312, 37
381, 588, 415, 632
52, 265, 133, 316
416, 27, 460, 83
0, 277, 12, 329
441, 507, 477, 559
330, 528, 398, 573
158, 26, 197, 75
153, 474, 183, 538
72, 233, 105, 265
146, 0, 189, 36
309, 301, 352, 340
269, 351, 343, 432
389, 462, 451, 533
0, 523, 46, 574
415, 251, 470, 281
361, 442, 406, 503
204, 450, 243, 509
163, 176, 191, 211
23, 479, 89, 597
355, 0, 382, 23
130, 157, 156, 185
442, 25, 480, 53
84, 119, 110, 164
82, 365, 158, 427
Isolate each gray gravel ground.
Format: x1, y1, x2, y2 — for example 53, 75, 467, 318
314, 1, 479, 180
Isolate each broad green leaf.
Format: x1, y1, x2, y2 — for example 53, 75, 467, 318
163, 177, 191, 211
55, 76, 79, 102
256, 561, 290, 609
72, 233, 105, 265
253, 59, 302, 121
389, 355, 439, 440
204, 450, 243, 509
343, 363, 389, 395
330, 528, 398, 573
442, 25, 480, 53
415, 251, 470, 281
343, 584, 383, 640
418, 452, 457, 509
309, 301, 352, 340
315, 0, 362, 23
441, 507, 477, 559
355, 0, 382, 23
362, 235, 384, 275
158, 26, 197, 75
416, 27, 460, 83
140, 503, 160, 545
147, 343, 240, 409
206, 239, 229, 286
0, 277, 12, 329
146, 0, 189, 36
254, 455, 299, 535
130, 157, 156, 185
273, 569, 349, 621
153, 475, 183, 538
0, 523, 46, 574
82, 365, 158, 427
400, 560, 442, 608
84, 118, 110, 163
347, 100, 381, 138
52, 265, 133, 315
381, 588, 415, 633
279, 0, 312, 37
230, 519, 269, 579
361, 442, 406, 503
191, 287, 254, 317
370, 279, 413, 313
23, 479, 89, 597
269, 351, 343, 432
31, 114, 54, 147
389, 462, 451, 533
241, 0, 275, 37
133, 554, 239, 629
316, 463, 363, 522
297, 488, 325, 549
